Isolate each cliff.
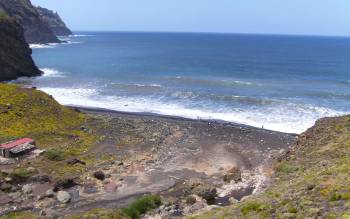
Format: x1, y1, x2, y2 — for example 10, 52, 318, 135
0, 14, 41, 82
0, 0, 59, 44
36, 6, 72, 36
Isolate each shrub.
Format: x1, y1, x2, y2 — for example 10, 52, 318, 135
275, 162, 299, 175
10, 168, 36, 183
122, 195, 162, 219
44, 149, 65, 161
241, 201, 270, 216
0, 11, 8, 20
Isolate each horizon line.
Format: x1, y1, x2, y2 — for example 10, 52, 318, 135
69, 30, 350, 38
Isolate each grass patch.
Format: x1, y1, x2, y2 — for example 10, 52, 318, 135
241, 201, 270, 216
0, 84, 99, 180
0, 11, 8, 20
43, 149, 65, 161
122, 195, 162, 219
275, 162, 299, 175
69, 209, 126, 219
0, 211, 37, 219
10, 168, 37, 183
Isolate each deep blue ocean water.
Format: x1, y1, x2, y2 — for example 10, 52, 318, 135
16, 32, 350, 133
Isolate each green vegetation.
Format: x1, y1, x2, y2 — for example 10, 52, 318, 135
10, 168, 37, 183
0, 84, 99, 180
69, 209, 127, 219
122, 195, 162, 219
43, 149, 65, 161
69, 195, 162, 219
0, 11, 9, 20
240, 201, 270, 216
0, 211, 38, 219
193, 115, 350, 218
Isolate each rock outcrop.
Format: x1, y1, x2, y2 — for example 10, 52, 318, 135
0, 15, 41, 81
0, 0, 59, 44
36, 6, 72, 36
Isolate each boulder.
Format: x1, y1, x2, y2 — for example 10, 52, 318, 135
31, 174, 50, 183
93, 171, 106, 181
223, 167, 242, 183
184, 179, 217, 202
57, 191, 71, 203
67, 158, 86, 166
104, 181, 118, 192
53, 178, 76, 192
0, 183, 12, 192
22, 184, 32, 194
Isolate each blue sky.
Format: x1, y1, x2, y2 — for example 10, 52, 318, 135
32, 0, 349, 36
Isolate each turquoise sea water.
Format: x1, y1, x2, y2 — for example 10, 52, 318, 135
16, 32, 350, 133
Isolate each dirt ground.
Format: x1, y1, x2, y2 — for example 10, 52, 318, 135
0, 108, 296, 217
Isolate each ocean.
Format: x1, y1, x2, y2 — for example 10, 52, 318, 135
15, 32, 350, 133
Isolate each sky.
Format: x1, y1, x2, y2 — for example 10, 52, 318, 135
31, 0, 350, 36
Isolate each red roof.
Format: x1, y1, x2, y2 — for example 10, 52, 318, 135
0, 138, 35, 149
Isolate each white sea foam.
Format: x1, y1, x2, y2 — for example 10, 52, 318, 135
232, 80, 253, 86
37, 86, 349, 134
30, 41, 82, 49
41, 68, 65, 78
30, 44, 56, 49
134, 83, 162, 88
71, 34, 94, 37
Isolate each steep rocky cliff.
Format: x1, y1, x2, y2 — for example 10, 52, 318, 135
36, 6, 72, 36
0, 14, 41, 81
0, 0, 59, 44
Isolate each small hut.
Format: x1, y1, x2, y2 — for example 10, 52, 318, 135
0, 138, 36, 158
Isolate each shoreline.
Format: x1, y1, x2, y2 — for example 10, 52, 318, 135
72, 105, 298, 135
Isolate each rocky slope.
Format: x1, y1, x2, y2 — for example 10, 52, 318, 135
0, 0, 59, 44
0, 14, 41, 82
195, 114, 350, 218
36, 6, 72, 36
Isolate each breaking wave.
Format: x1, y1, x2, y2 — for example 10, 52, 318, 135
37, 86, 348, 134
41, 68, 65, 78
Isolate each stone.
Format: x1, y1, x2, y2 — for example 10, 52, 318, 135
0, 183, 12, 192
229, 197, 238, 204
186, 195, 197, 205
26, 167, 36, 172
57, 191, 71, 203
37, 188, 55, 201
67, 158, 86, 166
283, 213, 296, 219
22, 184, 32, 194
45, 189, 55, 197
185, 179, 217, 202
184, 200, 207, 215
4, 177, 12, 182
31, 174, 50, 183
104, 181, 118, 192
93, 171, 106, 181
223, 167, 242, 183
53, 178, 76, 192
83, 185, 98, 194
